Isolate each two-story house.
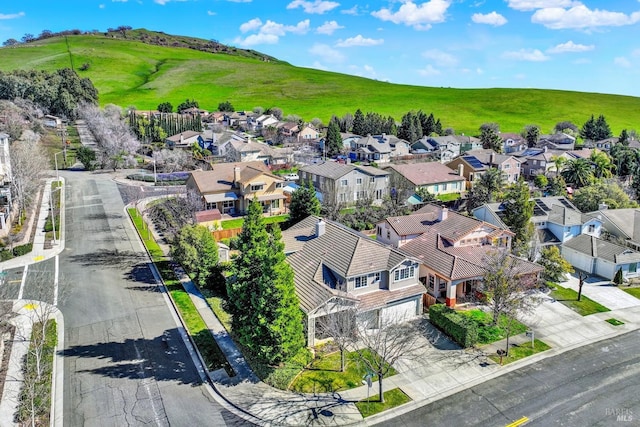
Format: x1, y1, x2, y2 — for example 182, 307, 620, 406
384, 162, 466, 204
186, 161, 287, 216
348, 134, 411, 164
282, 216, 426, 346
537, 133, 576, 151
298, 125, 321, 141
500, 133, 528, 154
411, 136, 461, 162
390, 205, 540, 307
298, 161, 389, 206
446, 150, 521, 188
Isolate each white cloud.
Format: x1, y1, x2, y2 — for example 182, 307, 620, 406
418, 65, 441, 76
207, 10, 216, 16
311, 61, 329, 70
234, 33, 279, 46
335, 35, 383, 47
316, 20, 344, 35
532, 5, 640, 30
503, 48, 550, 61
99, 4, 105, 8
422, 49, 458, 67
287, 0, 340, 14
227, 0, 252, 2
309, 43, 345, 63
506, 0, 580, 11
154, 0, 169, 4
471, 11, 507, 26
547, 40, 594, 53
372, 0, 451, 30
341, 5, 359, 15
236, 19, 309, 45
0, 9, 24, 15
614, 57, 631, 68
240, 18, 263, 33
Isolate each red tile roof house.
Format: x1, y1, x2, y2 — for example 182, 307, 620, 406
376, 204, 540, 307
282, 216, 426, 346
384, 161, 467, 204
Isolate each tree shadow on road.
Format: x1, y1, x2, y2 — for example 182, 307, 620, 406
59, 328, 203, 386
67, 249, 146, 268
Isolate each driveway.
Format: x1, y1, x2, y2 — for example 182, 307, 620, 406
561, 273, 640, 310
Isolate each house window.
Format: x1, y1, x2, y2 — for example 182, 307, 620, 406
394, 266, 415, 281
441, 183, 447, 191
375, 189, 383, 199
387, 230, 390, 240
630, 263, 637, 273
372, 272, 381, 283
428, 275, 435, 290
339, 193, 347, 202
358, 191, 366, 199
370, 177, 375, 183
377, 227, 382, 236
275, 182, 283, 188
250, 184, 264, 192
588, 224, 595, 233
341, 179, 348, 187
355, 275, 368, 289
270, 199, 280, 209
503, 164, 510, 169
469, 173, 474, 181
357, 178, 363, 185
433, 184, 439, 192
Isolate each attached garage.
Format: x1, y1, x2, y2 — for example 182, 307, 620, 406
380, 298, 420, 326
561, 246, 594, 273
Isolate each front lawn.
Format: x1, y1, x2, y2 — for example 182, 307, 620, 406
221, 214, 289, 230
488, 339, 551, 365
550, 284, 610, 316
622, 287, 640, 299
355, 388, 412, 418
437, 193, 461, 202
459, 309, 527, 344
289, 349, 397, 393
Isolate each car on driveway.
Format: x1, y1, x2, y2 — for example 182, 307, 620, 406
283, 173, 299, 181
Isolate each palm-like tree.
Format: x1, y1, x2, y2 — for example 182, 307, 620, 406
561, 158, 594, 188
550, 155, 566, 177
478, 167, 505, 202
590, 149, 613, 179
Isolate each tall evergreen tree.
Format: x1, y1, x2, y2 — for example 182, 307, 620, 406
579, 115, 597, 141
325, 121, 343, 157
352, 109, 365, 136
288, 180, 321, 225
501, 179, 534, 257
227, 200, 305, 364
594, 114, 612, 140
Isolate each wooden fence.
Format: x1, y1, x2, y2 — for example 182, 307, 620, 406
212, 228, 242, 241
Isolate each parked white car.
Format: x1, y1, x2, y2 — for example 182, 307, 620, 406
283, 173, 299, 181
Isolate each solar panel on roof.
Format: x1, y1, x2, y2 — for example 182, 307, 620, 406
558, 198, 573, 208
535, 199, 550, 212
533, 207, 546, 216
463, 156, 485, 169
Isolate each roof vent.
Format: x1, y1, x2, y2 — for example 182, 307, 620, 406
316, 219, 326, 237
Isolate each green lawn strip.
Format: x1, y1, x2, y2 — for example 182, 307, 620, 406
550, 284, 610, 316
605, 318, 625, 326
459, 309, 527, 345
203, 291, 233, 332
44, 182, 62, 241
128, 208, 232, 374
622, 287, 640, 299
221, 214, 289, 230
488, 339, 551, 365
289, 349, 397, 393
16, 320, 57, 425
436, 193, 461, 202
355, 388, 412, 418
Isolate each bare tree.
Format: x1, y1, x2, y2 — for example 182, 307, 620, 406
154, 148, 195, 172
316, 302, 357, 372
9, 130, 50, 225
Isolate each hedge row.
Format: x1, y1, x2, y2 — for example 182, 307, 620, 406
0, 243, 33, 261
429, 304, 478, 348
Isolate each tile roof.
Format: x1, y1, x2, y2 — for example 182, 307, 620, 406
562, 235, 640, 264
282, 216, 421, 314
187, 161, 274, 194
386, 162, 465, 186
401, 229, 542, 281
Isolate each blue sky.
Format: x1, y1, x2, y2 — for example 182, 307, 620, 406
1, 1, 639, 96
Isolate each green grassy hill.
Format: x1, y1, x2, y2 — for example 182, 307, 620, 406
1, 30, 639, 135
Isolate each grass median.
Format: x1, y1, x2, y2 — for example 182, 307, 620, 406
550, 284, 610, 316
128, 208, 232, 374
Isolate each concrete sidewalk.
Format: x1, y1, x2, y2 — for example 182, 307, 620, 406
133, 196, 640, 426
561, 273, 640, 310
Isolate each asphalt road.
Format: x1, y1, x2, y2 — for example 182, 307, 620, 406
383, 330, 640, 427
0, 257, 57, 304
58, 171, 250, 426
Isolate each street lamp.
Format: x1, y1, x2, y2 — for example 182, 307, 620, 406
53, 151, 64, 181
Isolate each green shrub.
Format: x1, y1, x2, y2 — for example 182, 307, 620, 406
13, 243, 33, 256
0, 249, 12, 261
613, 268, 624, 286
429, 304, 478, 347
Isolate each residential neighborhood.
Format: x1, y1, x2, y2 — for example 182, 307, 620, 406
1, 25, 640, 426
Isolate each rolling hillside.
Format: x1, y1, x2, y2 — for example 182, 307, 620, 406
1, 30, 639, 135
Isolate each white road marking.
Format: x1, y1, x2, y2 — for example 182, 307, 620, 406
18, 264, 28, 299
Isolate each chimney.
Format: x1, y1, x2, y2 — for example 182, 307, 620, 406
233, 166, 241, 183
315, 219, 326, 237
458, 164, 464, 176
438, 207, 448, 222
180, 133, 184, 144
599, 203, 608, 211
489, 152, 495, 165
543, 146, 547, 152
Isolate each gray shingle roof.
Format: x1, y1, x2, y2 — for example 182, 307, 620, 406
562, 234, 640, 264
300, 162, 389, 180
282, 216, 421, 313
386, 162, 465, 186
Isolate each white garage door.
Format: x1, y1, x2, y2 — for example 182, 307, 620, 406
380, 299, 418, 327
562, 248, 593, 273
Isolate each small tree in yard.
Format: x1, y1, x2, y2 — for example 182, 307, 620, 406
539, 246, 574, 282
288, 180, 321, 226
227, 199, 304, 364
613, 268, 624, 286
171, 224, 219, 290
317, 304, 358, 372
76, 146, 97, 170
349, 315, 425, 403
481, 250, 541, 354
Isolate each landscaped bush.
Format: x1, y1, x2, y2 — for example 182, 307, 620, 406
429, 304, 478, 347
13, 243, 33, 256
126, 172, 189, 185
